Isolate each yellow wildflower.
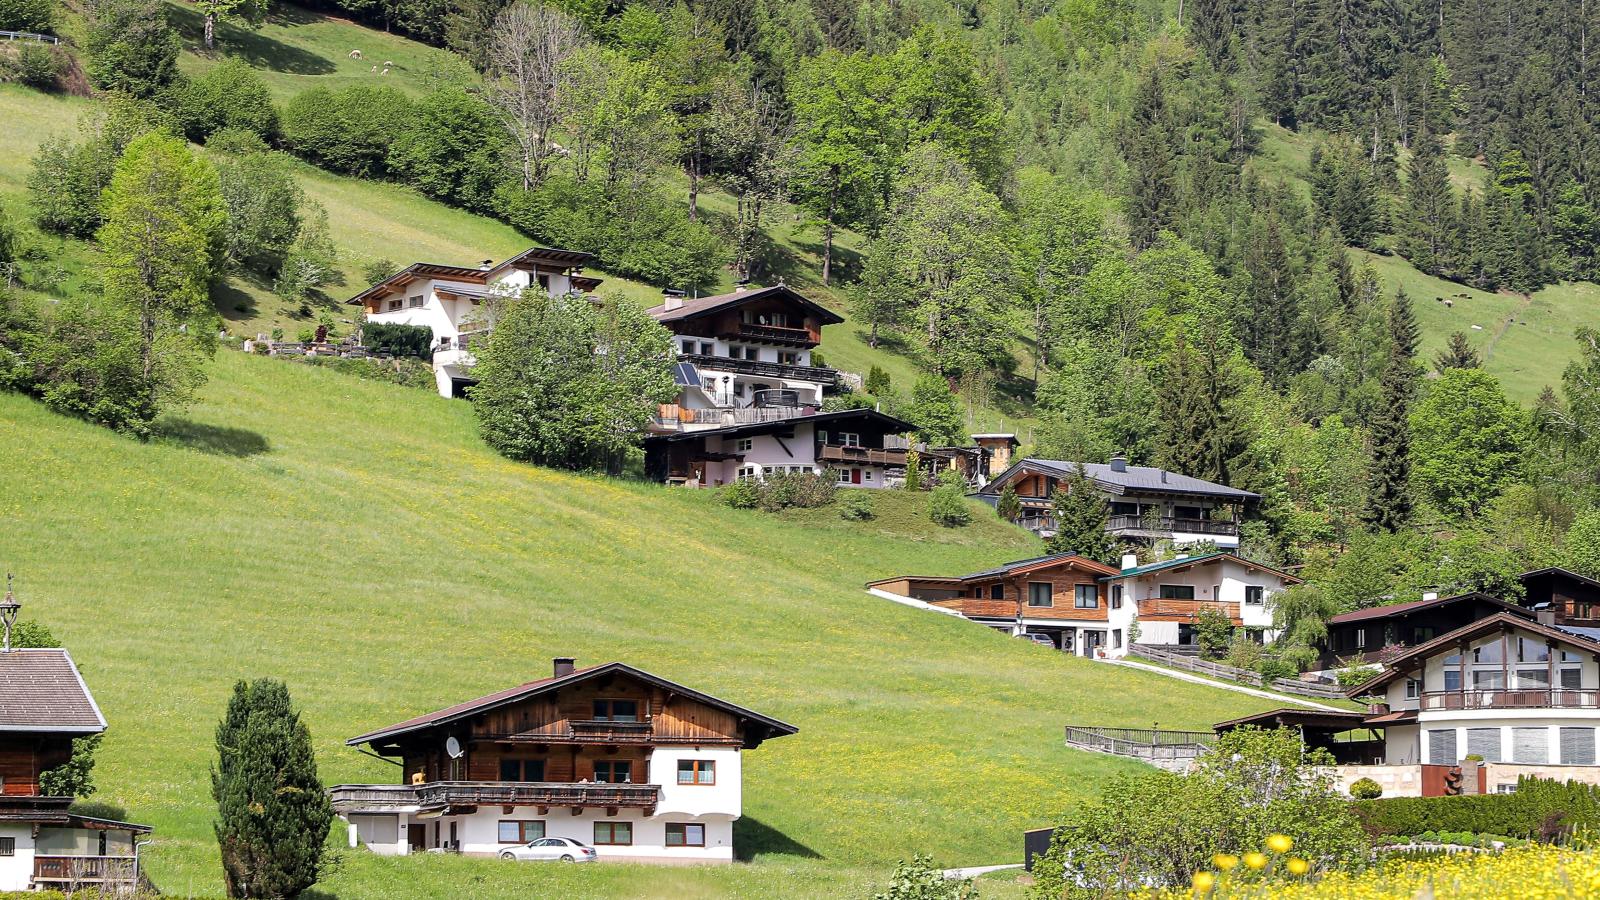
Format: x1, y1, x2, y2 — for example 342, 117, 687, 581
1265, 834, 1294, 854
1285, 857, 1309, 876
1243, 851, 1268, 870
1192, 871, 1216, 894
1212, 853, 1240, 871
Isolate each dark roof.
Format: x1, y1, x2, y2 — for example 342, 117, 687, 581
348, 662, 799, 750
1100, 552, 1302, 585
0, 649, 106, 733
959, 553, 1120, 581
1327, 592, 1531, 625
487, 246, 595, 276
1213, 707, 1366, 732
646, 285, 846, 326
1521, 567, 1600, 590
347, 246, 595, 305
645, 408, 915, 443
1346, 612, 1600, 697
984, 458, 1259, 501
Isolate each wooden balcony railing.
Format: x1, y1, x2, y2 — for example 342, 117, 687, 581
330, 781, 661, 811
679, 353, 838, 386
33, 855, 137, 885
568, 719, 656, 743
727, 323, 816, 345
1107, 514, 1239, 536
1420, 689, 1600, 710
818, 444, 908, 466
1137, 599, 1242, 623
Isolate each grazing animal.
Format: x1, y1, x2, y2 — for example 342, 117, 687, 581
371, 65, 377, 72
349, 49, 363, 59
383, 60, 394, 67
381, 67, 390, 75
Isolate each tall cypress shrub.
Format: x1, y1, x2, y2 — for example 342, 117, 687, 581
213, 678, 332, 899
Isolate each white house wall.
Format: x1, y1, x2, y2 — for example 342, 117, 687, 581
0, 824, 34, 892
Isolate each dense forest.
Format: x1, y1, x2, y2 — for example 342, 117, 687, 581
7, 0, 1600, 663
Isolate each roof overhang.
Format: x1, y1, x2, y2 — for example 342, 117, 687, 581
1213, 707, 1368, 732
1346, 612, 1600, 697
645, 409, 915, 443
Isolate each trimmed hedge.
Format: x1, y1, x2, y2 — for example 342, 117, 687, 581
362, 322, 433, 359
1355, 776, 1600, 841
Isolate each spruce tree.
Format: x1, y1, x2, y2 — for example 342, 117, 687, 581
996, 483, 1022, 522
1189, 0, 1235, 67
1363, 290, 1419, 531
213, 679, 333, 900
1124, 67, 1177, 250
1044, 465, 1116, 564
1434, 331, 1482, 372
1155, 329, 1251, 485
1399, 131, 1456, 275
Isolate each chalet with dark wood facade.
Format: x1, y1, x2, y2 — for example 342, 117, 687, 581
0, 592, 151, 892
1317, 593, 1534, 672
1520, 567, 1600, 626
330, 658, 797, 862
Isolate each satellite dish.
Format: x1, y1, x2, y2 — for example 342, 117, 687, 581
445, 736, 463, 759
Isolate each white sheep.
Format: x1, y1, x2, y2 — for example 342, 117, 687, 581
349, 49, 363, 59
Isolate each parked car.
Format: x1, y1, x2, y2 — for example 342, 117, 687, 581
1020, 633, 1055, 648
498, 837, 599, 863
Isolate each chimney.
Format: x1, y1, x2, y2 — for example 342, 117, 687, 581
662, 288, 686, 311
1109, 454, 1128, 473
479, 259, 494, 271
1538, 610, 1556, 626
553, 657, 576, 678
0, 574, 18, 653
1160, 470, 1168, 484
1121, 552, 1139, 572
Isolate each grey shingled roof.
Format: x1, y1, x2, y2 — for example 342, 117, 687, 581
0, 649, 106, 733
646, 285, 846, 325
1000, 459, 1259, 501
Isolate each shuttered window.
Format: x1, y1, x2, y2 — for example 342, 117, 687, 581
1562, 667, 1584, 690
1427, 729, 1457, 765
1561, 728, 1597, 765
1511, 727, 1549, 764
1466, 727, 1502, 762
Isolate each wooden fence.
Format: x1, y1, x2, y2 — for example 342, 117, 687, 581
1, 30, 60, 43
1130, 643, 1348, 700
1064, 725, 1215, 767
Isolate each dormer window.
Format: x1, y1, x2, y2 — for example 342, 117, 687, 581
592, 699, 639, 722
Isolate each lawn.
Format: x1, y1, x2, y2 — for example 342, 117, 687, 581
0, 351, 1278, 898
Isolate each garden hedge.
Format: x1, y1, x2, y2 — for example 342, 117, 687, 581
1354, 776, 1600, 841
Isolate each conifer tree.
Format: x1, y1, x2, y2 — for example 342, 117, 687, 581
1189, 0, 1235, 67
996, 482, 1022, 523
1124, 67, 1177, 250
1044, 465, 1116, 564
1399, 131, 1456, 275
212, 678, 332, 900
1155, 329, 1250, 485
1434, 331, 1481, 372
1363, 290, 1419, 531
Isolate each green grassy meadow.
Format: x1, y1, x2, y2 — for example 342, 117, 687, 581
0, 351, 1275, 897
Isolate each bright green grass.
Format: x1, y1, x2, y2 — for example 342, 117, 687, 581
0, 351, 1278, 897
165, 0, 466, 101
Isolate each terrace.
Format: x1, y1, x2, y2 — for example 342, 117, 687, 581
1418, 689, 1600, 711
329, 781, 661, 813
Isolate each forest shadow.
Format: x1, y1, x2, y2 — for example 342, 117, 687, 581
213, 280, 261, 323
732, 817, 823, 861
166, 5, 335, 76
153, 419, 272, 458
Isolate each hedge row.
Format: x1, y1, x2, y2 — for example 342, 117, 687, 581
1355, 776, 1600, 841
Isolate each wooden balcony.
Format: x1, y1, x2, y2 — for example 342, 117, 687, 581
1419, 689, 1600, 710
724, 323, 817, 346
819, 444, 908, 466
33, 855, 138, 887
1136, 599, 1242, 624
330, 781, 661, 813
566, 719, 657, 743
679, 353, 838, 386
1108, 514, 1239, 537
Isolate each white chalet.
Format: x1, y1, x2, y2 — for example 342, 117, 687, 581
348, 247, 602, 398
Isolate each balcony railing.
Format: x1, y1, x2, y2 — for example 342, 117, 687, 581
330, 781, 659, 811
33, 855, 138, 885
653, 404, 809, 430
1419, 689, 1600, 710
1107, 514, 1239, 537
1137, 599, 1242, 622
568, 719, 657, 743
680, 353, 838, 386
726, 323, 815, 345
819, 444, 909, 466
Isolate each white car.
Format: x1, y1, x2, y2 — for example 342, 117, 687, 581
498, 837, 599, 863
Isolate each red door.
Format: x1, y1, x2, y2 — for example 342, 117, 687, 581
851, 468, 862, 484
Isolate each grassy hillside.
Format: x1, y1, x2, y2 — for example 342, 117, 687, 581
0, 352, 1276, 898
1252, 123, 1600, 404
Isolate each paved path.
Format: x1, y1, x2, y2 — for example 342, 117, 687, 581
1101, 658, 1347, 712
942, 864, 1023, 880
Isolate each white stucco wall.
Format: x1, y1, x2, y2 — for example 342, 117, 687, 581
0, 824, 35, 892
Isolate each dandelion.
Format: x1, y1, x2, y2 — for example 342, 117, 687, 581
1285, 857, 1309, 876
1213, 853, 1240, 871
1265, 834, 1294, 854
1192, 871, 1216, 894
1243, 851, 1268, 870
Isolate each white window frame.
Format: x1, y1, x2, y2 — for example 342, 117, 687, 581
386, 298, 403, 311
1405, 678, 1420, 700
736, 465, 761, 482
839, 432, 862, 447
734, 438, 754, 453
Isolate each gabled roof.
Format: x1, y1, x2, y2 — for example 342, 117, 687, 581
0, 649, 107, 733
346, 246, 595, 305
1521, 566, 1600, 590
1346, 612, 1600, 697
646, 285, 846, 326
983, 458, 1259, 501
485, 246, 595, 278
645, 408, 914, 443
348, 662, 798, 750
865, 553, 1119, 589
1327, 591, 1530, 625
1100, 552, 1301, 585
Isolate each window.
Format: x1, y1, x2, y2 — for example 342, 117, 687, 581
386, 298, 403, 311
592, 699, 640, 722
408, 294, 425, 308
1473, 641, 1504, 664
1516, 668, 1550, 689
1074, 584, 1098, 609
744, 346, 759, 361
593, 761, 633, 783
737, 466, 760, 482
1562, 667, 1584, 690
1512, 727, 1549, 764
1473, 670, 1506, 690
1174, 505, 1204, 519
594, 822, 633, 845
1561, 727, 1596, 765
989, 584, 1004, 600
1444, 652, 1463, 666
1466, 727, 1502, 762
1353, 627, 1367, 649
1495, 783, 1520, 794
700, 342, 714, 355
1158, 585, 1195, 600
499, 759, 545, 782
1405, 678, 1420, 700
836, 468, 854, 484
1444, 669, 1462, 691
0, 837, 11, 857
537, 274, 551, 291
839, 432, 862, 447
1109, 501, 1140, 516
1110, 585, 1123, 610
778, 351, 800, 365
498, 820, 545, 843
1427, 729, 1457, 765
1027, 582, 1053, 608
1412, 626, 1437, 642
666, 823, 706, 847
682, 340, 696, 354
1244, 586, 1265, 606
677, 759, 716, 785
1518, 638, 1551, 663
1112, 629, 1122, 649
734, 438, 754, 453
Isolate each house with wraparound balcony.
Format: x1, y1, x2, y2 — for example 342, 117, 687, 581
347, 246, 602, 398
329, 657, 796, 863
974, 455, 1257, 549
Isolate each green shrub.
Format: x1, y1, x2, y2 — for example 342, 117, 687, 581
1354, 777, 1600, 842
719, 479, 760, 509
282, 85, 413, 177
387, 87, 506, 213
755, 472, 837, 511
299, 356, 435, 390
1337, 665, 1382, 688
839, 491, 875, 520
1256, 656, 1298, 682
928, 482, 971, 527
1194, 606, 1234, 659
177, 59, 279, 142
84, 0, 180, 98
1349, 777, 1383, 800
0, 0, 52, 31
872, 854, 977, 900
10, 42, 61, 90
361, 321, 433, 359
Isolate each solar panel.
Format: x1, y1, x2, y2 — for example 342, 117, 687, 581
673, 362, 702, 388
